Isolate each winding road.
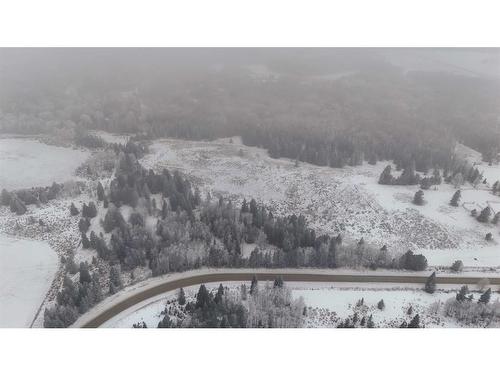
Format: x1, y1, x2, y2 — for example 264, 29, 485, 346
76, 269, 500, 328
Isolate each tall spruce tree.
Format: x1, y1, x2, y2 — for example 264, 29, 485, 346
456, 285, 469, 302
478, 288, 491, 304
178, 288, 186, 305
450, 190, 461, 207
79, 262, 91, 284
408, 314, 420, 328
250, 275, 258, 295
425, 272, 436, 294
97, 181, 105, 201
366, 314, 375, 328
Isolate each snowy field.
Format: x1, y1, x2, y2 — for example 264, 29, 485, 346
0, 137, 92, 327
103, 281, 486, 328
92, 131, 130, 145
141, 137, 500, 270
0, 137, 89, 190
291, 284, 459, 327
0, 235, 58, 327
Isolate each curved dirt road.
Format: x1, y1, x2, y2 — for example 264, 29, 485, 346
78, 270, 500, 328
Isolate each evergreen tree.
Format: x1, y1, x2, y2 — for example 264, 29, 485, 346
366, 314, 375, 328
250, 275, 258, 295
485, 232, 493, 241
214, 283, 224, 304
407, 305, 414, 315
82, 201, 98, 218
81, 232, 90, 249
9, 195, 27, 215
129, 212, 144, 227
65, 256, 78, 275
39, 190, 48, 204
377, 299, 385, 310
78, 217, 90, 233
451, 260, 464, 272
195, 284, 211, 309
273, 276, 284, 288
241, 199, 249, 213
352, 312, 359, 325
240, 284, 247, 301
1, 189, 11, 206
109, 265, 123, 294
103, 206, 125, 233
456, 285, 469, 302
425, 272, 436, 294
378, 165, 394, 185
477, 206, 492, 223
70, 202, 79, 216
412, 190, 424, 206
161, 200, 168, 219
478, 288, 491, 304
399, 250, 428, 271
420, 178, 432, 190
79, 262, 91, 284
97, 181, 105, 201
157, 315, 174, 328
178, 287, 186, 305
492, 212, 500, 224
493, 181, 499, 194
408, 314, 420, 328
450, 190, 461, 207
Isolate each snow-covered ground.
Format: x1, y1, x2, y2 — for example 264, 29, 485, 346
103, 280, 492, 328
291, 284, 460, 327
0, 235, 58, 327
0, 137, 94, 327
102, 283, 206, 328
92, 131, 130, 145
141, 137, 500, 270
0, 137, 89, 190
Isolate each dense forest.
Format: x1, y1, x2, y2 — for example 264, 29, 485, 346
1, 49, 499, 172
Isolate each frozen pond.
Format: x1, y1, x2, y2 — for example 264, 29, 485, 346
0, 137, 89, 190
0, 235, 58, 327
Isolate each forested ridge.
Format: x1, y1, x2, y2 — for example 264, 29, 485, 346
2, 49, 499, 171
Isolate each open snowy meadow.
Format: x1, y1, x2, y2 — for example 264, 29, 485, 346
0, 137, 89, 190
0, 137, 90, 326
141, 137, 500, 271
0, 236, 58, 327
